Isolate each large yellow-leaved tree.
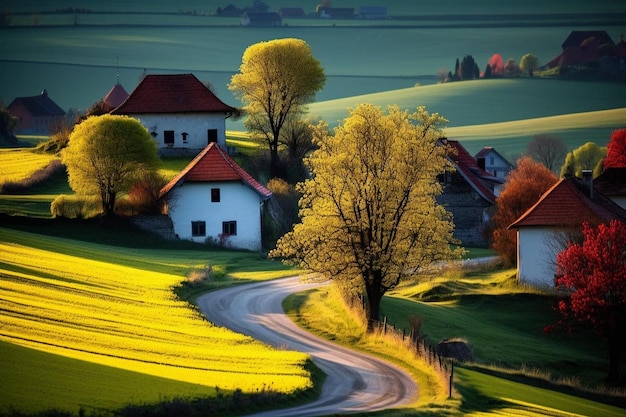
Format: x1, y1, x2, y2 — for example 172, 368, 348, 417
63, 114, 160, 216
229, 38, 325, 178
271, 104, 460, 328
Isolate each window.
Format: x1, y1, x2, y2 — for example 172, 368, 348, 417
207, 129, 218, 144
222, 221, 237, 236
182, 132, 189, 143
191, 221, 206, 237
211, 188, 220, 202
164, 130, 175, 145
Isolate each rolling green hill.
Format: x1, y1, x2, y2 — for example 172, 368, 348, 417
308, 78, 626, 157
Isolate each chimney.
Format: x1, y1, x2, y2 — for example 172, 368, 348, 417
582, 169, 593, 198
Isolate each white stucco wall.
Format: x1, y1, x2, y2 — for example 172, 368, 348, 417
517, 227, 564, 288
133, 113, 227, 149
167, 182, 264, 251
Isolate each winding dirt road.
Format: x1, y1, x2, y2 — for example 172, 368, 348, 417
196, 276, 418, 417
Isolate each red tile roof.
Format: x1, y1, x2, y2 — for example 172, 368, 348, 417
103, 83, 129, 108
8, 90, 65, 117
112, 74, 236, 114
446, 139, 498, 204
160, 143, 272, 199
509, 176, 626, 229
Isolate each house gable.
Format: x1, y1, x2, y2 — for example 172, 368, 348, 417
509, 176, 626, 229
475, 146, 513, 179
161, 143, 271, 199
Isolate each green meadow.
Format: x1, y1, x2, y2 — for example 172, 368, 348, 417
286, 266, 626, 416
309, 79, 626, 157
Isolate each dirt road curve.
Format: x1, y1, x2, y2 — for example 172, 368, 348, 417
196, 276, 418, 417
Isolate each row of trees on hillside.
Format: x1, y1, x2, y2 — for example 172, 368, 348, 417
441, 52, 540, 82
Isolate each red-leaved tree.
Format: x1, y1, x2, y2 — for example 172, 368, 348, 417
491, 156, 558, 265
488, 53, 504, 75
555, 220, 626, 383
604, 128, 626, 169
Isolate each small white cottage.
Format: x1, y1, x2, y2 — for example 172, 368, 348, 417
112, 74, 236, 152
509, 170, 626, 288
160, 143, 272, 251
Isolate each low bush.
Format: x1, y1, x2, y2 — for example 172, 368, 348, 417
50, 194, 101, 218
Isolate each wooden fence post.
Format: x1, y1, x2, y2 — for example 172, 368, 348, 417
449, 361, 454, 398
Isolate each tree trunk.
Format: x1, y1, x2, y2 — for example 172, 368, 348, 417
607, 334, 622, 383
269, 132, 281, 179
366, 287, 383, 332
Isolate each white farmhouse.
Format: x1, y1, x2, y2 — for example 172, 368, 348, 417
508, 169, 626, 288
112, 74, 236, 153
160, 143, 272, 251
475, 146, 513, 180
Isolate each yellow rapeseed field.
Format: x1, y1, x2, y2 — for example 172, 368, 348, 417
0, 235, 311, 393
0, 149, 57, 183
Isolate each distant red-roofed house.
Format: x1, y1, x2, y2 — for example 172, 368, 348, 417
111, 74, 236, 153
544, 30, 623, 73
160, 142, 272, 250
438, 139, 504, 247
7, 89, 65, 134
103, 82, 129, 109
509, 170, 626, 288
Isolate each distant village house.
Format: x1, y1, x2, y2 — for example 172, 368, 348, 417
438, 139, 506, 247
544, 30, 626, 76
475, 146, 513, 180
7, 90, 65, 134
357, 6, 387, 19
241, 11, 281, 26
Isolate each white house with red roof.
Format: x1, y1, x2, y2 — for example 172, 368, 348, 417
160, 143, 272, 251
111, 74, 236, 153
509, 169, 626, 288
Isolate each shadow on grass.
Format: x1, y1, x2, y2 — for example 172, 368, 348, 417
2, 360, 325, 417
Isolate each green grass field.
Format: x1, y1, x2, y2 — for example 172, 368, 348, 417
309, 79, 626, 157
0, 224, 312, 415
286, 266, 626, 416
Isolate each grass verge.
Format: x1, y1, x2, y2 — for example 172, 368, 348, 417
284, 264, 626, 416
